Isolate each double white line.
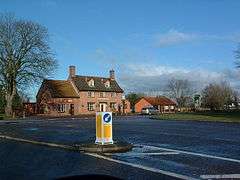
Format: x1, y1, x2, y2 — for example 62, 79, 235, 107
138, 144, 240, 164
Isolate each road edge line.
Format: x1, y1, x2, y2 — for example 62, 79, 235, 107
85, 153, 198, 180
0, 135, 197, 180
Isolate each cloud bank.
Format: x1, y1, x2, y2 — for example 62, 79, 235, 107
154, 29, 197, 47
118, 64, 240, 95
92, 29, 240, 95
153, 29, 240, 47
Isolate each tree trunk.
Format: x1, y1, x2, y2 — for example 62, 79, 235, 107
5, 94, 14, 117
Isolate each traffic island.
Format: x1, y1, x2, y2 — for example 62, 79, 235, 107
75, 112, 133, 153
73, 141, 133, 153
0, 135, 133, 154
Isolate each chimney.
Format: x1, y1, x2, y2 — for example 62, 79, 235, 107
110, 69, 115, 80
69, 65, 76, 78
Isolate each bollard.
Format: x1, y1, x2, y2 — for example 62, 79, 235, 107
95, 112, 113, 145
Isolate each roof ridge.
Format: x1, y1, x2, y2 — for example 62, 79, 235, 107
75, 75, 111, 80
142, 96, 176, 105
72, 75, 123, 93
44, 79, 69, 82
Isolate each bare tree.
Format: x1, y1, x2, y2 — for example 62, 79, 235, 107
166, 78, 193, 108
201, 82, 234, 110
0, 13, 57, 117
235, 43, 240, 68
232, 91, 239, 109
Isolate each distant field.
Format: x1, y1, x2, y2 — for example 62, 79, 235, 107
153, 111, 240, 123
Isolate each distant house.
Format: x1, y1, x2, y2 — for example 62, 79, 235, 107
36, 66, 130, 116
135, 96, 176, 113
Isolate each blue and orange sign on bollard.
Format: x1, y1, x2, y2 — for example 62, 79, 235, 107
95, 112, 113, 145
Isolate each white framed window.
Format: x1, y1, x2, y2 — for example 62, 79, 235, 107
164, 106, 169, 110
100, 92, 106, 98
105, 81, 110, 88
87, 102, 95, 111
87, 91, 94, 98
57, 104, 66, 113
88, 79, 94, 87
111, 92, 116, 97
110, 102, 116, 110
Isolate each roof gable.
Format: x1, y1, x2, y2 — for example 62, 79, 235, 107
41, 80, 80, 98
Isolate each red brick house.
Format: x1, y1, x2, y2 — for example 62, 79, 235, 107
23, 102, 37, 116
36, 66, 130, 115
135, 96, 176, 113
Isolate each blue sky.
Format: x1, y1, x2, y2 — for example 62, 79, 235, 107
1, 0, 240, 97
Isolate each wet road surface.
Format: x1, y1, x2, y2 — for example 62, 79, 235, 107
0, 116, 240, 179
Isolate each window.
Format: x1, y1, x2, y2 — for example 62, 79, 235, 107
111, 92, 116, 97
88, 91, 94, 98
105, 81, 110, 88
87, 102, 95, 111
57, 104, 66, 113
164, 106, 169, 110
88, 79, 94, 87
110, 102, 116, 110
100, 92, 106, 98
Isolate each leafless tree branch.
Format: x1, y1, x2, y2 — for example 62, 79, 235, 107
0, 13, 57, 116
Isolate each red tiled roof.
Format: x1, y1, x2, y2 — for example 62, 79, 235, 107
143, 96, 176, 106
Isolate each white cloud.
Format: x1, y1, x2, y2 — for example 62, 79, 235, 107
125, 64, 189, 76
40, 0, 58, 8
154, 29, 197, 47
91, 48, 240, 94
152, 29, 240, 47
204, 34, 240, 43
118, 63, 240, 95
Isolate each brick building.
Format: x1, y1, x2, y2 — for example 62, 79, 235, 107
36, 66, 130, 115
23, 102, 37, 116
135, 96, 176, 113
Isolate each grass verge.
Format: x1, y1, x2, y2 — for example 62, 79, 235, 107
0, 114, 4, 120
152, 111, 240, 123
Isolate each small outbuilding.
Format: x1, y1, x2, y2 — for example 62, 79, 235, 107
135, 96, 176, 113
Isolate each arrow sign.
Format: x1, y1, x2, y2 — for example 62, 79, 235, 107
103, 113, 112, 124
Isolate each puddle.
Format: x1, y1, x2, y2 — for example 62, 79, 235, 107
25, 128, 39, 131
108, 144, 172, 158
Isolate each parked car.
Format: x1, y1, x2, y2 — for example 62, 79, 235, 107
141, 107, 159, 115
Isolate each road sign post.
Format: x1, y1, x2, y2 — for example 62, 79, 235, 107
95, 112, 113, 145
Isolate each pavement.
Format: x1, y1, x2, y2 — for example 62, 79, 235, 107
0, 116, 240, 179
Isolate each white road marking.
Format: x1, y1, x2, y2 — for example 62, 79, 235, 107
138, 144, 240, 164
85, 153, 198, 180
141, 152, 179, 155
0, 135, 71, 149
0, 135, 196, 180
1, 135, 239, 180
105, 152, 179, 156
200, 174, 240, 179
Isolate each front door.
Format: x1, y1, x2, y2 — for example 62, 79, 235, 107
99, 103, 107, 112
70, 104, 74, 115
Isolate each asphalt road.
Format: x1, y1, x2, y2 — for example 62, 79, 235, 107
0, 116, 240, 179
